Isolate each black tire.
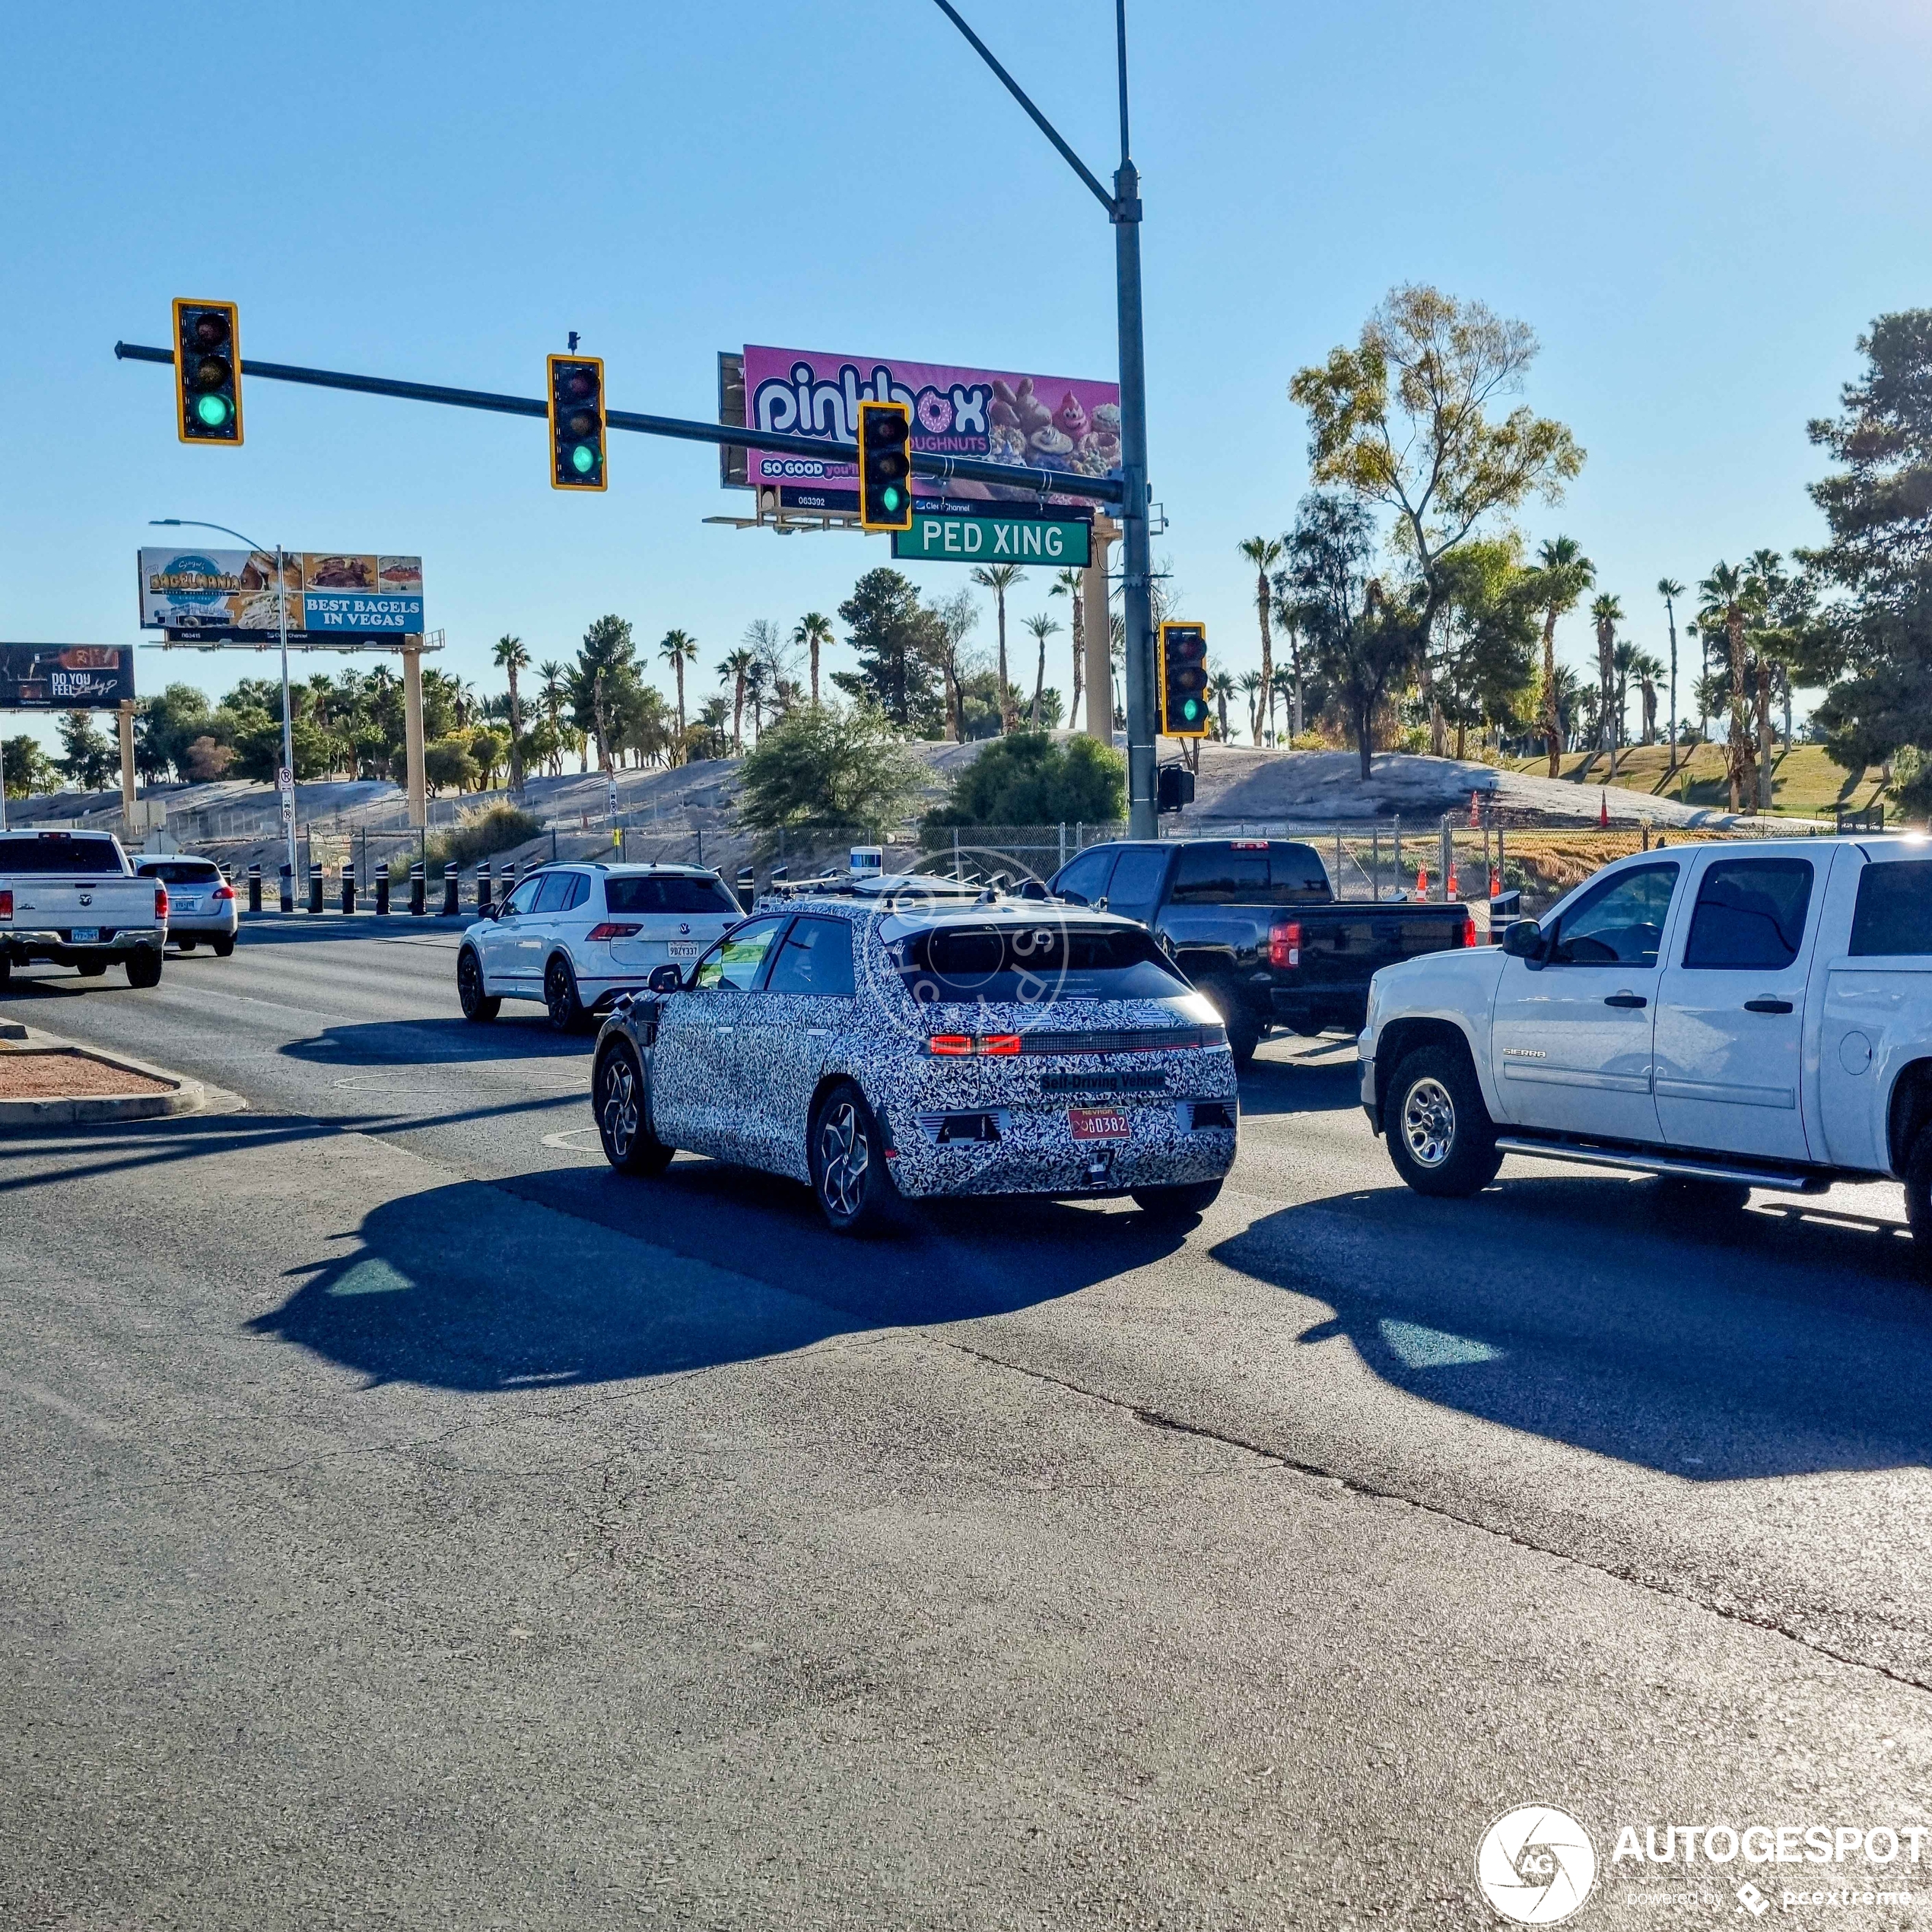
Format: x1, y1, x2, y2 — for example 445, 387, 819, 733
457, 946, 499, 1022
594, 1041, 673, 1177
1131, 1178, 1224, 1219
124, 949, 163, 990
545, 955, 587, 1034
211, 936, 235, 958
1384, 1044, 1501, 1197
1903, 1128, 1932, 1281
176, 937, 196, 952
0, 953, 9, 988
810, 1081, 898, 1235
76, 960, 106, 977
1199, 976, 1262, 1069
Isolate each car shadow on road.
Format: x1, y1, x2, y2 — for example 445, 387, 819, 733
252, 1163, 1193, 1392
281, 1015, 589, 1068
1235, 1042, 1362, 1117
1212, 1171, 1932, 1481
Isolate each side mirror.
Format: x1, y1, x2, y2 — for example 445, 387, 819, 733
1500, 919, 1544, 961
1015, 878, 1049, 901
1058, 888, 1088, 907
647, 963, 683, 994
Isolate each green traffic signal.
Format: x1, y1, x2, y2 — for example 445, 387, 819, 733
882, 485, 901, 512
571, 443, 598, 475
195, 393, 231, 428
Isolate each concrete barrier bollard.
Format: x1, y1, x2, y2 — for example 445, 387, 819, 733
410, 862, 426, 917
478, 863, 492, 915
443, 865, 460, 917
247, 862, 262, 914
307, 863, 323, 914
341, 865, 356, 916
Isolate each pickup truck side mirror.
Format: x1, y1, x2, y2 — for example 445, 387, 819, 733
647, 963, 683, 994
1057, 888, 1089, 907
1500, 919, 1545, 961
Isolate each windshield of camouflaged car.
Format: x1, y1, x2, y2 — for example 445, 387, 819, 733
889, 922, 1190, 1005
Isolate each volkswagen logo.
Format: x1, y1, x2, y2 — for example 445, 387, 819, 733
678, 923, 689, 935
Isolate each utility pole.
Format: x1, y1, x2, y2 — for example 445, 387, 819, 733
931, 0, 1157, 837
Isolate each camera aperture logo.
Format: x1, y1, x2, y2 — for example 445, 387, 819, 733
1477, 1806, 1599, 1924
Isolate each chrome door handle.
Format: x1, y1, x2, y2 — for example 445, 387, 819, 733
808, 1028, 829, 1037
1743, 997, 1793, 1015
715, 1025, 733, 1035
1603, 992, 1648, 1009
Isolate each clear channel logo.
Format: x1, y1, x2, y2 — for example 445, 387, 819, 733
1476, 1806, 1599, 1924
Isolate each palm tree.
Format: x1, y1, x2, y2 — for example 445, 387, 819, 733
1698, 561, 1753, 811
792, 612, 832, 707
1049, 568, 1084, 731
1633, 650, 1665, 746
1238, 537, 1285, 742
1744, 548, 1787, 809
1208, 669, 1236, 742
535, 660, 567, 774
491, 634, 530, 792
1611, 638, 1641, 754
717, 647, 755, 752
1022, 612, 1060, 729
1656, 580, 1686, 772
1532, 539, 1594, 776
1269, 592, 1308, 739
656, 629, 697, 757
1587, 593, 1625, 773
744, 656, 770, 740
970, 563, 1025, 732
1237, 669, 1265, 745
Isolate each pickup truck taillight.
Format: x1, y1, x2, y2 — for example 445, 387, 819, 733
1461, 916, 1477, 948
0, 889, 11, 921
155, 885, 169, 921
585, 922, 642, 941
1269, 920, 1303, 970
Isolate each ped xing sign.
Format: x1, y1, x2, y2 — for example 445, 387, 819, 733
893, 513, 1091, 567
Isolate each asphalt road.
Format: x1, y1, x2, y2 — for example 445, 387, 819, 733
5, 915, 1932, 1930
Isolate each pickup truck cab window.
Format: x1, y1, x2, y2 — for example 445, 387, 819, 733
1850, 859, 1932, 955
1053, 847, 1116, 907
1545, 863, 1679, 967
1267, 844, 1333, 904
1104, 848, 1171, 923
1681, 859, 1813, 971
0, 834, 127, 875
1171, 845, 1268, 905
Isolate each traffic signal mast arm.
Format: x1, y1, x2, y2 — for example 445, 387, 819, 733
113, 342, 1124, 507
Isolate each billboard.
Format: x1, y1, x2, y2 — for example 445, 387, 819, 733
0, 645, 135, 708
739, 345, 1120, 515
137, 549, 424, 644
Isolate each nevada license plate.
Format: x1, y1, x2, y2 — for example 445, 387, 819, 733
666, 942, 701, 960
70, 927, 100, 944
1068, 1107, 1131, 1142
174, 897, 199, 911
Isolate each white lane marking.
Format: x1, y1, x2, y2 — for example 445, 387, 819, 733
541, 1127, 601, 1151
0, 1376, 118, 1438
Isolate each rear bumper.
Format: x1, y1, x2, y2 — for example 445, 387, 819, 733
166, 910, 240, 936
5, 927, 165, 964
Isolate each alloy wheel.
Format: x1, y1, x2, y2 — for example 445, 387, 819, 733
600, 1055, 637, 1161
818, 1101, 869, 1220
1401, 1076, 1457, 1169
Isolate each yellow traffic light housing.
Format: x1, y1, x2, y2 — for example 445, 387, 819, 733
857, 399, 914, 532
1158, 621, 1209, 736
548, 354, 606, 491
173, 300, 242, 445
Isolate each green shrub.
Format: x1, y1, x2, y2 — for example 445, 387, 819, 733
423, 802, 543, 869
923, 732, 1124, 828
737, 701, 924, 831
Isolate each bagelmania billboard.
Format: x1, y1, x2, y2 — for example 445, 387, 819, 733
737, 345, 1120, 516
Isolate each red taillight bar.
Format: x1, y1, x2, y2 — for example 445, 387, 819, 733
155, 885, 169, 921
585, 922, 642, 941
0, 889, 12, 920
926, 1034, 1022, 1057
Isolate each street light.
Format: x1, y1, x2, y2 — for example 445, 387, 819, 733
149, 517, 296, 895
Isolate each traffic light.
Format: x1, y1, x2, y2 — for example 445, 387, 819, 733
173, 300, 242, 445
548, 354, 606, 491
1158, 621, 1209, 736
857, 399, 914, 532
1156, 762, 1196, 813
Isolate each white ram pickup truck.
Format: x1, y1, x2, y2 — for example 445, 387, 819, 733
0, 829, 168, 988
1358, 835, 1932, 1263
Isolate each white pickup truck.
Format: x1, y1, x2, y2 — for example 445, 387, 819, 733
1358, 835, 1932, 1264
0, 829, 168, 987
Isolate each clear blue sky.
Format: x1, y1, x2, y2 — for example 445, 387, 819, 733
5, 0, 1927, 753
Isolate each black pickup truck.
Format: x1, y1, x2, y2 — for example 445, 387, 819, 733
1047, 837, 1476, 1064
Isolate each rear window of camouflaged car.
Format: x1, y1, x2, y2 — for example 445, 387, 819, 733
890, 923, 1191, 1005
604, 874, 739, 916
0, 835, 127, 875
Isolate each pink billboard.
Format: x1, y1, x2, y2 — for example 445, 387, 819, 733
742, 345, 1120, 510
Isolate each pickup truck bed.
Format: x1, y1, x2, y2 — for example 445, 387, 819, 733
1050, 837, 1474, 1063
0, 830, 168, 987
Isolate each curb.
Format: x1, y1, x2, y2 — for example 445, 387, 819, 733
0, 1023, 209, 1129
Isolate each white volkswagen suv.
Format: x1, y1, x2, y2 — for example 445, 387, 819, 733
457, 862, 744, 1031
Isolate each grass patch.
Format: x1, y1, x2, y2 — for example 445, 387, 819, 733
422, 802, 543, 870
1505, 743, 1889, 819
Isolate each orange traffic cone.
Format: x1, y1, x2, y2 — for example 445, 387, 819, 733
1489, 866, 1501, 897
1416, 866, 1428, 898
1447, 865, 1459, 896
1599, 788, 1609, 828
1469, 790, 1482, 828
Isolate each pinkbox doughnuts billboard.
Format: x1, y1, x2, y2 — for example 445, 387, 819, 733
741, 345, 1120, 511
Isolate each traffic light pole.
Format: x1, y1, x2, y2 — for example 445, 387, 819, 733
929, 0, 1158, 836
